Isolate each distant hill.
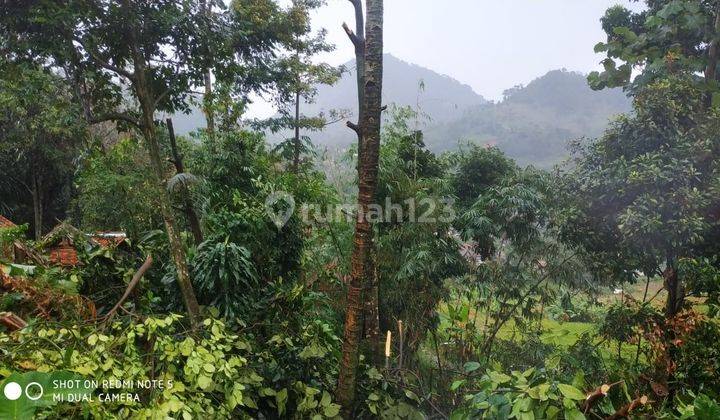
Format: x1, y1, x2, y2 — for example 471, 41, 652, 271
305, 53, 487, 125
173, 55, 631, 167
423, 69, 632, 166
298, 57, 631, 167
292, 54, 488, 151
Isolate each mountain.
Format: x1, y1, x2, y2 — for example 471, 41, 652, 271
289, 54, 488, 151
298, 57, 631, 167
173, 55, 631, 167
305, 54, 487, 125
422, 69, 632, 166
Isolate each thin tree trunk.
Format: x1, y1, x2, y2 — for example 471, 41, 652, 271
141, 108, 201, 327
634, 276, 651, 368
125, 12, 201, 327
167, 118, 204, 245
293, 89, 301, 172
337, 0, 383, 416
201, 0, 215, 133
663, 264, 684, 318
31, 171, 42, 241
663, 262, 683, 398
364, 248, 381, 361
705, 4, 720, 85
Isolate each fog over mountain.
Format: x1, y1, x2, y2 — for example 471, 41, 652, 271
175, 54, 631, 167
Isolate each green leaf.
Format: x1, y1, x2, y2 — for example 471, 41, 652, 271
565, 408, 586, 420
463, 361, 481, 373
451, 380, 466, 391
405, 389, 420, 403
545, 405, 560, 420
276, 388, 288, 416
324, 403, 341, 418
320, 391, 331, 407
527, 383, 550, 401
197, 375, 213, 390
557, 384, 585, 401
487, 370, 511, 384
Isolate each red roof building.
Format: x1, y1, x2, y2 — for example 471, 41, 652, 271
42, 223, 83, 268
89, 232, 127, 248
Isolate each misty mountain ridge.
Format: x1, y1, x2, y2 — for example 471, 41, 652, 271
174, 54, 631, 167
276, 54, 631, 167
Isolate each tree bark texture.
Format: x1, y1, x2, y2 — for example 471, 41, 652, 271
31, 170, 43, 241
663, 264, 684, 318
200, 0, 215, 134
343, 0, 381, 363
337, 0, 384, 416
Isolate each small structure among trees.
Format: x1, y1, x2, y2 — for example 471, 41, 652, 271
40, 223, 89, 268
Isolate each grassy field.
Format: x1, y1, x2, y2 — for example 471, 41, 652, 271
433, 278, 691, 368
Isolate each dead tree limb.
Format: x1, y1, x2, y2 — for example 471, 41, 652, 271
103, 255, 153, 323
167, 118, 204, 245
606, 395, 650, 420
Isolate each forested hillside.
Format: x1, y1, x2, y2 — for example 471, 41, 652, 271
424, 69, 632, 166
289, 58, 631, 166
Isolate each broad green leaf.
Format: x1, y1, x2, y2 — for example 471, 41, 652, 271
463, 361, 480, 373
557, 384, 585, 401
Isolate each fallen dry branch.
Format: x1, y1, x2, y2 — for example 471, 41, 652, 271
0, 311, 27, 331
606, 395, 650, 420
102, 255, 153, 323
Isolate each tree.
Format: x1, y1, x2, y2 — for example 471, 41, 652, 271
590, 0, 720, 100
336, 0, 384, 415
0, 64, 86, 240
561, 78, 720, 319
1, 0, 296, 326
166, 118, 204, 245
73, 138, 162, 240
375, 108, 464, 365
449, 144, 517, 211
269, 0, 342, 173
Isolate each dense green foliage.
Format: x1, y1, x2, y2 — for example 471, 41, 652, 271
1, 1, 719, 419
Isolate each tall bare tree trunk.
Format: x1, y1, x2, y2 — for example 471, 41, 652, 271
364, 249, 381, 362
139, 101, 201, 327
705, 4, 720, 85
167, 118, 204, 245
337, 0, 384, 416
343, 0, 381, 364
125, 15, 201, 327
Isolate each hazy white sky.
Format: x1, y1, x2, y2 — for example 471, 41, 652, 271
249, 0, 644, 116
